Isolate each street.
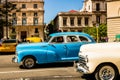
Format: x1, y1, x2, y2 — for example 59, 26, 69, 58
0, 54, 94, 80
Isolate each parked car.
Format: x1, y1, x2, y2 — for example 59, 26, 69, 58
26, 37, 42, 43
12, 32, 95, 69
76, 42, 120, 80
0, 39, 19, 53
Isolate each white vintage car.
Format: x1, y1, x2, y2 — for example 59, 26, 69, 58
76, 42, 120, 80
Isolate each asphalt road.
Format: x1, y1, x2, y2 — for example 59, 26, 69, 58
0, 54, 95, 80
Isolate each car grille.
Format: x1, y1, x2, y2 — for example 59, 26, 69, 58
79, 55, 88, 65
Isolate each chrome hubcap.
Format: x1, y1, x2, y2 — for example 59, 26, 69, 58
25, 58, 34, 68
99, 66, 115, 80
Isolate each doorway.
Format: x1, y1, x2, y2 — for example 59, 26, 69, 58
21, 31, 27, 42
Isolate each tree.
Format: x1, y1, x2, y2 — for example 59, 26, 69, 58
0, 0, 20, 39
83, 24, 107, 42
46, 20, 58, 35
83, 26, 96, 40
98, 24, 107, 42
1, 1, 17, 25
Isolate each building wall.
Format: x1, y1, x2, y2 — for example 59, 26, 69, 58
53, 0, 106, 32
0, 2, 3, 39
80, 0, 106, 12
107, 0, 120, 42
57, 12, 93, 32
6, 0, 44, 41
107, 1, 120, 17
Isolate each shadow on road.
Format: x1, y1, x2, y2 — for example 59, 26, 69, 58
20, 62, 74, 69
0, 52, 15, 55
81, 73, 120, 80
81, 74, 96, 80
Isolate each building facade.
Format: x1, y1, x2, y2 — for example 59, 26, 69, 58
6, 0, 44, 41
52, 0, 106, 32
0, 0, 4, 39
107, 0, 120, 42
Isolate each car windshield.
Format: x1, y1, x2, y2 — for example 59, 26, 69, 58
2, 40, 16, 43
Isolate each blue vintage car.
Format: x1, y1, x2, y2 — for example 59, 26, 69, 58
12, 32, 95, 69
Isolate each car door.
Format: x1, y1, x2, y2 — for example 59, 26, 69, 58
47, 36, 67, 62
65, 35, 81, 61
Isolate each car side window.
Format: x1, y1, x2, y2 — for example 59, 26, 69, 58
67, 36, 78, 42
79, 36, 89, 42
2, 40, 16, 43
51, 36, 64, 43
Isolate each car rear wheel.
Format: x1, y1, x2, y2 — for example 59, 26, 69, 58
95, 64, 118, 80
23, 57, 36, 69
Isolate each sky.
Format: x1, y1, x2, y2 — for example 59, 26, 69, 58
44, 0, 84, 24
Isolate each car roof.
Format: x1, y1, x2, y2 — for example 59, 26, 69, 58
49, 32, 90, 37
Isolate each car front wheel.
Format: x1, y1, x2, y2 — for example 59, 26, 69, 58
22, 57, 36, 69
95, 64, 118, 80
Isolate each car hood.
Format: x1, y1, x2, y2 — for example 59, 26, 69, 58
80, 42, 120, 52
16, 42, 49, 52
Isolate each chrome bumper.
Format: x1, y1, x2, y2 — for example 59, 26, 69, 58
76, 55, 89, 74
12, 56, 18, 63
76, 63, 89, 74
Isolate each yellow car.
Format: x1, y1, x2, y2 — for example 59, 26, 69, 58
26, 37, 42, 43
0, 39, 19, 53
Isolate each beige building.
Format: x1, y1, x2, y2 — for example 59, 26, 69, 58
107, 0, 120, 42
6, 0, 44, 41
52, 0, 106, 32
0, 0, 4, 39
53, 10, 92, 32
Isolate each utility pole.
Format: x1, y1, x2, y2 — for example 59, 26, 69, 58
96, 23, 99, 43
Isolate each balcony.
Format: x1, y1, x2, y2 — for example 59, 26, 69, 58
20, 8, 44, 12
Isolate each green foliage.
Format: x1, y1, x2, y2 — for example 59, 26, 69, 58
47, 20, 58, 35
0, 1, 20, 39
98, 24, 107, 37
1, 2, 17, 26
83, 24, 107, 42
83, 26, 96, 39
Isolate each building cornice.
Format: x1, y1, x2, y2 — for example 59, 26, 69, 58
58, 11, 92, 16
8, 0, 44, 3
106, 0, 120, 2
107, 16, 120, 19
